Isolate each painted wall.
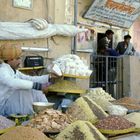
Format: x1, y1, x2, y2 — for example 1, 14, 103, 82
0, 0, 47, 22
0, 0, 72, 66
130, 20, 140, 52
123, 56, 140, 99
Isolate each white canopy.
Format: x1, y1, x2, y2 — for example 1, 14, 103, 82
0, 22, 87, 40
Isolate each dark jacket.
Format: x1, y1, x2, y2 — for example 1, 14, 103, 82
97, 37, 112, 55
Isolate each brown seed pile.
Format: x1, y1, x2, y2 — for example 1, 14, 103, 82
0, 126, 51, 140
119, 104, 140, 110
95, 115, 135, 130
112, 97, 140, 104
0, 115, 15, 130
112, 97, 140, 110
27, 109, 72, 133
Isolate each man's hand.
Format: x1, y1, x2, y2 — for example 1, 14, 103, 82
41, 82, 52, 94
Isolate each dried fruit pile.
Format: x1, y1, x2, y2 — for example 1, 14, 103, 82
27, 109, 72, 133
0, 115, 15, 130
95, 115, 135, 130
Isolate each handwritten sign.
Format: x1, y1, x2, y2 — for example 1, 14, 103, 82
84, 0, 140, 28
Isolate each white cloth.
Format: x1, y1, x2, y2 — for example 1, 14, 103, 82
29, 18, 48, 30
124, 42, 134, 55
0, 22, 87, 40
0, 63, 49, 116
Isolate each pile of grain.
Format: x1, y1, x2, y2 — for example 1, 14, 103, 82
0, 126, 51, 140
47, 80, 86, 94
95, 115, 135, 130
87, 88, 115, 101
86, 88, 115, 111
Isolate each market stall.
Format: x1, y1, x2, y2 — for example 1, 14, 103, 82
0, 54, 140, 140
1, 0, 140, 139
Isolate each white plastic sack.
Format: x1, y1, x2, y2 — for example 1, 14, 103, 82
0, 22, 87, 40
107, 105, 128, 116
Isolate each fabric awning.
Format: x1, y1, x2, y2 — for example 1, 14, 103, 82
0, 22, 87, 40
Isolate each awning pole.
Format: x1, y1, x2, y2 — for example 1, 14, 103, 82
72, 0, 78, 54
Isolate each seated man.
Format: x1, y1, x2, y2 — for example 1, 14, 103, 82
0, 44, 55, 116
116, 35, 135, 55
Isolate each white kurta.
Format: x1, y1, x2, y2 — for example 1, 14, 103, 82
0, 63, 49, 116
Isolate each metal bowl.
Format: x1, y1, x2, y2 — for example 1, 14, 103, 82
32, 102, 54, 113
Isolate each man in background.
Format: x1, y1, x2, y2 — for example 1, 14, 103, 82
97, 29, 114, 55
116, 35, 135, 55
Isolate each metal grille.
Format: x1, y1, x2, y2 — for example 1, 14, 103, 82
90, 55, 123, 99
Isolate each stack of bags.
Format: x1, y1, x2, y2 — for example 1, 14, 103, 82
53, 54, 92, 77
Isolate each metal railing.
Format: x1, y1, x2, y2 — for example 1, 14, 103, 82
90, 55, 123, 99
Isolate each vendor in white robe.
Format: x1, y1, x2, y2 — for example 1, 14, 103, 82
0, 44, 52, 116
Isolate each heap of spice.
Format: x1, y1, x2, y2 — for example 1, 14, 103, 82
95, 115, 135, 130
0, 126, 51, 140
55, 120, 107, 140
66, 96, 108, 124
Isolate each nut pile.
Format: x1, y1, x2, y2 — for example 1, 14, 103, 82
0, 115, 15, 130
95, 115, 135, 130
27, 109, 72, 133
